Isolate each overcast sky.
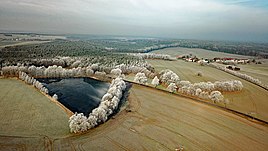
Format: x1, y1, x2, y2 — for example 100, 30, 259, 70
0, 0, 268, 42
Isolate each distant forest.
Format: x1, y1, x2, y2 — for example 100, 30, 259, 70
1, 38, 268, 61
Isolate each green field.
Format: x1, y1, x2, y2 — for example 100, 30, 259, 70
152, 47, 253, 59
0, 78, 70, 137
147, 59, 268, 122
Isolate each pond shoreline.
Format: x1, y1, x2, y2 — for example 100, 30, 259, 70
38, 76, 131, 119
38, 77, 110, 116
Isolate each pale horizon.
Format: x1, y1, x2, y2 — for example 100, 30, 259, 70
0, 0, 268, 42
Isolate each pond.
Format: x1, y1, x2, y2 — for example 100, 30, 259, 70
38, 78, 110, 116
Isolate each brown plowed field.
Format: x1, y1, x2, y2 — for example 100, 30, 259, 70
1, 79, 267, 150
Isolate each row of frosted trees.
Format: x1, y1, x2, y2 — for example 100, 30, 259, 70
209, 63, 268, 89
1, 63, 155, 80
18, 71, 49, 94
134, 69, 243, 105
128, 53, 175, 60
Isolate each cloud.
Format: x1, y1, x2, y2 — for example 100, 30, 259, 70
0, 0, 268, 41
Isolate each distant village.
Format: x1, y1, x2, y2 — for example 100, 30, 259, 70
177, 54, 262, 71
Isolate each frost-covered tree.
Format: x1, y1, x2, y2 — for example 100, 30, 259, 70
199, 91, 210, 100
94, 71, 106, 79
209, 91, 224, 103
134, 72, 147, 84
69, 113, 89, 133
87, 115, 98, 128
101, 93, 113, 102
195, 88, 202, 96
86, 67, 94, 76
128, 53, 174, 60
52, 94, 58, 100
193, 82, 215, 92
110, 68, 122, 77
177, 80, 191, 88
91, 107, 108, 123
159, 69, 180, 85
70, 60, 81, 68
167, 83, 177, 93
91, 63, 99, 72
110, 77, 126, 91
151, 76, 160, 87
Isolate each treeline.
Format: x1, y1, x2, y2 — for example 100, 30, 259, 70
170, 39, 268, 57
2, 55, 151, 73
90, 39, 179, 53
0, 40, 105, 60
1, 62, 155, 80
133, 69, 244, 105
128, 53, 175, 60
1, 39, 267, 62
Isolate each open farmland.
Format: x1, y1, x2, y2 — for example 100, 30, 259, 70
147, 59, 268, 122
8, 84, 268, 150
1, 84, 267, 150
0, 78, 70, 137
152, 47, 253, 59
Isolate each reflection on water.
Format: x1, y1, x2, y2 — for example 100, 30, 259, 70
38, 78, 110, 116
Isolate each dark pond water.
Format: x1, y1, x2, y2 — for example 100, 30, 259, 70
38, 78, 110, 116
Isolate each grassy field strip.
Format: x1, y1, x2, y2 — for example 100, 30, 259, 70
147, 59, 268, 122
0, 78, 70, 137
